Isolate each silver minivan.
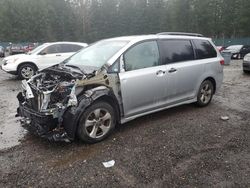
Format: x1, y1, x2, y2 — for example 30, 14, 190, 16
17, 33, 224, 143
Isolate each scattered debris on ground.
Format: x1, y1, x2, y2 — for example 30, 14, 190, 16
220, 116, 229, 121
102, 160, 115, 168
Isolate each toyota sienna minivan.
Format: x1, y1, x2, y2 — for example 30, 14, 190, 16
17, 33, 224, 143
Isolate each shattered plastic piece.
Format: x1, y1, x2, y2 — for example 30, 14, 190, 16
67, 85, 78, 107
102, 160, 115, 168
221, 116, 229, 121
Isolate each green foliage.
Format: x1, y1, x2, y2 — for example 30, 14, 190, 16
0, 0, 249, 43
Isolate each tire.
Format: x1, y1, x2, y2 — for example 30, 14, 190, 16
18, 64, 36, 80
77, 101, 116, 143
196, 80, 214, 107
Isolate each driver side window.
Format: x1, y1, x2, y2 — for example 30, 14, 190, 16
124, 41, 160, 71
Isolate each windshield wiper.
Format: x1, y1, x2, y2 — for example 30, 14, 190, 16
64, 64, 86, 75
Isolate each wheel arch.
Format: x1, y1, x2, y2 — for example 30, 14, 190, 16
63, 86, 122, 140
17, 62, 38, 72
94, 95, 121, 123
203, 77, 216, 94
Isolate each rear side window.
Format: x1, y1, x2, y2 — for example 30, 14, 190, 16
42, 44, 61, 54
193, 39, 217, 59
71, 44, 84, 52
60, 44, 83, 53
159, 40, 194, 64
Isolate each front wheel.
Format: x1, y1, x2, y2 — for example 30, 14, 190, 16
18, 64, 36, 80
196, 80, 214, 107
77, 101, 116, 143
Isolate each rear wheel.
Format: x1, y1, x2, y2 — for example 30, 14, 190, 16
77, 101, 116, 143
196, 80, 214, 107
18, 64, 36, 79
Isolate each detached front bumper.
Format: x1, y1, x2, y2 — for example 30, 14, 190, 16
17, 92, 71, 142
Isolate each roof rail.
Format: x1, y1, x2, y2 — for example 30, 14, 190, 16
157, 32, 204, 37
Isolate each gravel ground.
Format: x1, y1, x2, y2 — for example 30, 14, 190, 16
0, 60, 249, 187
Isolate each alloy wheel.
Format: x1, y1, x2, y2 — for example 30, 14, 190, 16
85, 108, 112, 139
200, 83, 212, 104
21, 66, 34, 79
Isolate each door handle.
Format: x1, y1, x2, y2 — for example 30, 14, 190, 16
168, 68, 177, 73
56, 54, 61, 56
156, 70, 166, 76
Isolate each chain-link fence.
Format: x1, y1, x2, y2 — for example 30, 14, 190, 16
213, 37, 250, 47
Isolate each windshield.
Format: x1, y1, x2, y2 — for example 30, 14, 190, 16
28, 43, 47, 55
64, 40, 128, 68
226, 45, 243, 50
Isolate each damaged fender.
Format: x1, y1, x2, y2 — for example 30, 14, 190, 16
63, 85, 120, 140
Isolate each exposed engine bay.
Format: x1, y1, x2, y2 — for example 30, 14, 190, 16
16, 65, 121, 142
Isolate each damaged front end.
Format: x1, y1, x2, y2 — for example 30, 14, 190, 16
17, 64, 121, 142
17, 66, 82, 142
16, 39, 129, 143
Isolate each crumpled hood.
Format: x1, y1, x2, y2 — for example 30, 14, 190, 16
40, 63, 99, 76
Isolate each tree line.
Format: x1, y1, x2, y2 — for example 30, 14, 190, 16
0, 0, 249, 43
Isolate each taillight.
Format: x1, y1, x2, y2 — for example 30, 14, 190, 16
220, 59, 225, 65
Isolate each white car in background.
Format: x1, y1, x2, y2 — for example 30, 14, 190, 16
1, 42, 88, 79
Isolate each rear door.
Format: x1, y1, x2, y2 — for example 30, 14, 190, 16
119, 40, 168, 117
158, 39, 204, 104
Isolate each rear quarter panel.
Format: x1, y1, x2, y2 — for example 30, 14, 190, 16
195, 57, 223, 96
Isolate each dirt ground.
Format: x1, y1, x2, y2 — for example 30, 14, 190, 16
0, 60, 249, 187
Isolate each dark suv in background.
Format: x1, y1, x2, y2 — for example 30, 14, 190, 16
223, 45, 250, 59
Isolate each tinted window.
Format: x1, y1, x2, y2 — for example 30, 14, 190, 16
71, 44, 83, 52
124, 41, 160, 71
159, 40, 194, 64
60, 44, 83, 53
193, 39, 217, 59
42, 44, 61, 54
